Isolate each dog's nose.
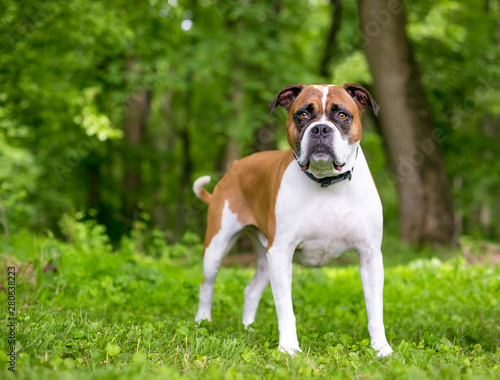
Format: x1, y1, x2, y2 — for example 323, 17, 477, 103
310, 124, 332, 137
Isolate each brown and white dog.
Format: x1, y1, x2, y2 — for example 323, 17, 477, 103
193, 83, 392, 357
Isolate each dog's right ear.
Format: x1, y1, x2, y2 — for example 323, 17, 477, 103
269, 84, 306, 114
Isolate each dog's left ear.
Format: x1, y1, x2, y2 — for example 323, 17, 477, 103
343, 83, 380, 116
269, 84, 306, 114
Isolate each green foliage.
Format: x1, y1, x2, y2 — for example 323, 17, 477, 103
0, 0, 499, 241
1, 223, 499, 378
407, 0, 500, 239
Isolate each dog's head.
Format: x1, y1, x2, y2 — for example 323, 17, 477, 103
270, 84, 379, 178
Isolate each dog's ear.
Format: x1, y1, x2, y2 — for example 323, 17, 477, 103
343, 83, 380, 116
269, 84, 306, 114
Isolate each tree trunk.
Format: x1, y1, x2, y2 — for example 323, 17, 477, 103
320, 0, 343, 78
250, 0, 282, 154
175, 0, 198, 237
122, 60, 151, 222
358, 0, 455, 245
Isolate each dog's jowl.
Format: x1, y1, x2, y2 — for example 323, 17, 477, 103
193, 83, 393, 358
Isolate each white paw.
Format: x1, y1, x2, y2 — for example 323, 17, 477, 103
194, 312, 211, 323
278, 343, 302, 356
374, 343, 393, 358
243, 321, 255, 331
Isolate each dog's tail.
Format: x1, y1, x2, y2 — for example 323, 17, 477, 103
193, 176, 212, 204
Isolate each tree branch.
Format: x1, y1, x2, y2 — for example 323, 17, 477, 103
320, 0, 343, 78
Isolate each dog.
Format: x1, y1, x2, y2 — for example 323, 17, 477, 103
193, 83, 392, 357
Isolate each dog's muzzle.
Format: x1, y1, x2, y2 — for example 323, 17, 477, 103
306, 124, 335, 159
309, 124, 333, 143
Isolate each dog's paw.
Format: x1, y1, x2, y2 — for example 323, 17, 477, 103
374, 343, 393, 358
278, 343, 302, 357
194, 312, 212, 324
242, 319, 254, 329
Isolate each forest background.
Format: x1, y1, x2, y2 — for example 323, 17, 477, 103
1, 0, 499, 248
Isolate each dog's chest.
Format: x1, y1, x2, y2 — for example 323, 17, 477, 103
287, 193, 362, 266
273, 156, 382, 267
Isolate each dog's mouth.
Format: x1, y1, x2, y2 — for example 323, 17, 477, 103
310, 145, 331, 156
298, 145, 345, 173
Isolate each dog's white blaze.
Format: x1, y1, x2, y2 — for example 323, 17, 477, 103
321, 86, 330, 116
299, 85, 332, 163
312, 84, 333, 122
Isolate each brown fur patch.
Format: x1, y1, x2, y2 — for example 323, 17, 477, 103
285, 87, 323, 150
203, 150, 294, 251
326, 86, 363, 144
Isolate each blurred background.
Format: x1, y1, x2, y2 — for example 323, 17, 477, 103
1, 0, 499, 252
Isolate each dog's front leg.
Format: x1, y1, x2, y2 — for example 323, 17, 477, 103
267, 245, 301, 356
358, 247, 393, 357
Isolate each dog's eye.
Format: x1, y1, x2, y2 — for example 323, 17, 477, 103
337, 112, 347, 119
299, 111, 309, 120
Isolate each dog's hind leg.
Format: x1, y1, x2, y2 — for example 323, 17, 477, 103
242, 231, 270, 327
195, 200, 244, 323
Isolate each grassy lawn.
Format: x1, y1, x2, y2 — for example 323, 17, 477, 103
1, 224, 499, 379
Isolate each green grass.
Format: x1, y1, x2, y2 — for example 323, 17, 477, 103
1, 223, 499, 379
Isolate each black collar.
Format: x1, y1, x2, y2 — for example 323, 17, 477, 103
303, 169, 352, 187
293, 146, 359, 188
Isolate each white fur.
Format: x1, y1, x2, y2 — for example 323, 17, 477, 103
195, 201, 270, 328
321, 85, 330, 114
269, 147, 392, 357
243, 234, 269, 327
193, 176, 211, 198
195, 200, 244, 322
